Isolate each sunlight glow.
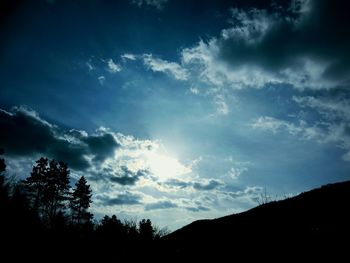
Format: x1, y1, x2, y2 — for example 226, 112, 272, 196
145, 151, 191, 180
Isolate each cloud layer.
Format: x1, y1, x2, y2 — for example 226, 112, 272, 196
0, 106, 119, 170
180, 0, 350, 90
0, 106, 261, 230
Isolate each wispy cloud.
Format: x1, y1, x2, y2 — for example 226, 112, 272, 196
143, 54, 189, 80
145, 200, 178, 211
98, 76, 106, 85
293, 96, 350, 121
131, 0, 168, 10
107, 59, 122, 73
251, 115, 350, 161
86, 61, 95, 71
250, 116, 303, 135
121, 53, 137, 61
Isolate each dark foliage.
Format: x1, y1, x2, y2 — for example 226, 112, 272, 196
23, 157, 71, 226
0, 155, 165, 260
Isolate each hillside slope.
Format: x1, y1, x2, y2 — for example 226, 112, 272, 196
163, 181, 350, 258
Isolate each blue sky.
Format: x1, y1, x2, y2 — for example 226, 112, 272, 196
1, 0, 350, 230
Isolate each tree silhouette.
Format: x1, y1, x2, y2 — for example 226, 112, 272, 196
0, 148, 8, 206
139, 219, 154, 241
24, 158, 71, 225
24, 157, 48, 215
70, 176, 93, 225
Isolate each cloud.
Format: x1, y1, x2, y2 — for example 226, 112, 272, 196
214, 94, 229, 115
292, 94, 350, 161
107, 59, 122, 73
143, 54, 188, 80
108, 166, 149, 186
86, 61, 94, 71
250, 116, 303, 135
189, 87, 200, 95
97, 192, 142, 206
185, 205, 210, 212
0, 106, 121, 170
131, 0, 168, 10
121, 53, 137, 61
293, 96, 350, 121
180, 0, 350, 90
193, 179, 223, 191
227, 167, 248, 179
82, 133, 119, 162
0, 107, 89, 170
0, 106, 265, 228
145, 200, 178, 211
98, 76, 105, 85
251, 115, 350, 161
225, 186, 263, 199
164, 178, 192, 189
164, 178, 224, 191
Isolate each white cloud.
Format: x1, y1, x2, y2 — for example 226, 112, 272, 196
143, 54, 189, 80
98, 76, 106, 85
227, 166, 248, 179
189, 86, 199, 95
214, 94, 230, 115
91, 133, 192, 184
121, 53, 137, 61
292, 95, 350, 161
181, 40, 335, 91
251, 116, 350, 161
293, 96, 350, 121
107, 59, 122, 73
179, 6, 340, 91
181, 40, 281, 90
250, 116, 303, 135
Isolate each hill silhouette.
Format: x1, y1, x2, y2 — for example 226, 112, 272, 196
163, 181, 350, 259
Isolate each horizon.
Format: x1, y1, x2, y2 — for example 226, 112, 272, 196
1, 0, 350, 231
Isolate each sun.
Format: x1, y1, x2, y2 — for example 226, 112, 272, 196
145, 151, 191, 180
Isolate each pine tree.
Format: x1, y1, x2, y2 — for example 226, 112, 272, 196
43, 160, 71, 224
24, 158, 71, 225
70, 176, 93, 225
24, 157, 48, 215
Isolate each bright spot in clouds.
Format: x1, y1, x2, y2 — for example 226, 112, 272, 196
145, 151, 191, 180
110, 135, 192, 182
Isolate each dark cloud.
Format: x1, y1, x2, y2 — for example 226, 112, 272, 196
0, 107, 119, 171
145, 200, 178, 211
98, 192, 141, 206
164, 178, 192, 188
108, 166, 149, 186
186, 205, 210, 212
226, 186, 263, 199
82, 133, 119, 162
164, 178, 224, 191
193, 179, 223, 191
216, 0, 350, 86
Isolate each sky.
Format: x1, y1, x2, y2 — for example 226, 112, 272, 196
1, 0, 350, 230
